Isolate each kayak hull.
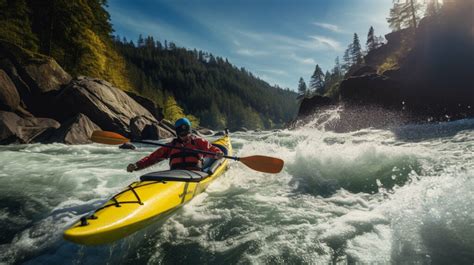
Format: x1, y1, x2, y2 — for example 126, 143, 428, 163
63, 135, 231, 245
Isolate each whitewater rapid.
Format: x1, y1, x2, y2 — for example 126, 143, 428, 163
0, 118, 473, 264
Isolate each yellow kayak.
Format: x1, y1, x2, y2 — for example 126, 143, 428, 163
64, 134, 232, 245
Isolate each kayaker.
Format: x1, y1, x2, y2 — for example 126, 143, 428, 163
126, 117, 224, 172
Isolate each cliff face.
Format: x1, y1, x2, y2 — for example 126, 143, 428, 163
296, 2, 474, 131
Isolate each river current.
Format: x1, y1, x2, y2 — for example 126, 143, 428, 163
0, 117, 473, 264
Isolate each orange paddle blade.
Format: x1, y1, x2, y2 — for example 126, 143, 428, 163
239, 155, 284, 174
91, 131, 130, 145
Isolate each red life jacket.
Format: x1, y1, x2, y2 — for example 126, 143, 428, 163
168, 137, 202, 170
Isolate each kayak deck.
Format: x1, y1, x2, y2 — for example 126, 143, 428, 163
63, 135, 231, 245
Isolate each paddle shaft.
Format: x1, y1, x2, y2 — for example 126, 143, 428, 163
90, 130, 284, 173
134, 140, 240, 161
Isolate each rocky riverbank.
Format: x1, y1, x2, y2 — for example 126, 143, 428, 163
293, 2, 473, 132
0, 39, 175, 144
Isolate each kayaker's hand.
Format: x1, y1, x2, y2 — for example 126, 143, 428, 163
215, 152, 224, 160
127, 163, 138, 172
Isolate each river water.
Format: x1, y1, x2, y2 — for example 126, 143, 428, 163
0, 117, 473, 264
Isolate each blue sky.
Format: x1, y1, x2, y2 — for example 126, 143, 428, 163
108, 0, 393, 90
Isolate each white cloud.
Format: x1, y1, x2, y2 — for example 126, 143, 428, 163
234, 30, 342, 52
235, 49, 268, 56
289, 53, 316, 65
309, 35, 343, 51
313, 22, 343, 33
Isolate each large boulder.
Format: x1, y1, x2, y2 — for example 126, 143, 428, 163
130, 115, 175, 140
21, 58, 71, 94
351, 65, 377, 77
297, 95, 336, 117
158, 119, 177, 137
195, 128, 214, 136
339, 74, 403, 108
0, 69, 20, 111
55, 76, 157, 136
0, 41, 71, 117
126, 92, 164, 121
0, 111, 60, 144
130, 115, 151, 140
0, 58, 31, 99
0, 40, 71, 95
37, 113, 100, 144
141, 123, 175, 140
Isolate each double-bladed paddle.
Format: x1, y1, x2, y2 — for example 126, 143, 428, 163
90, 130, 284, 174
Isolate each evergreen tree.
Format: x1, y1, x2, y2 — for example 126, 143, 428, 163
332, 56, 342, 79
351, 33, 363, 65
342, 46, 352, 73
387, 0, 421, 31
145, 36, 155, 48
0, 0, 38, 50
323, 70, 332, 93
388, 2, 403, 31
137, 34, 144, 47
309, 64, 325, 95
168, 42, 176, 50
23, 0, 131, 89
155, 40, 162, 50
198, 51, 204, 62
297, 77, 307, 99
366, 26, 378, 52
209, 54, 217, 65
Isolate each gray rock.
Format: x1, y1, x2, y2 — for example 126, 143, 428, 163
130, 116, 152, 140
195, 128, 214, 136
0, 40, 71, 95
0, 69, 20, 111
56, 76, 157, 136
0, 58, 31, 99
22, 57, 71, 94
141, 123, 175, 140
213, 131, 226, 136
37, 113, 100, 144
351, 65, 377, 77
0, 111, 60, 144
339, 74, 402, 107
126, 92, 164, 121
159, 119, 177, 136
297, 95, 335, 118
119, 142, 136, 150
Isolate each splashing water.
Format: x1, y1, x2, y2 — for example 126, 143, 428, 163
0, 118, 473, 264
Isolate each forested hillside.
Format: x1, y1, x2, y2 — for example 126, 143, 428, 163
113, 38, 297, 129
0, 0, 131, 90
0, 0, 297, 130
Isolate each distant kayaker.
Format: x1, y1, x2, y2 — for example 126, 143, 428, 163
126, 117, 224, 172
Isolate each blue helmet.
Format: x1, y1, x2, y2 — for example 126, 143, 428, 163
174, 118, 192, 136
